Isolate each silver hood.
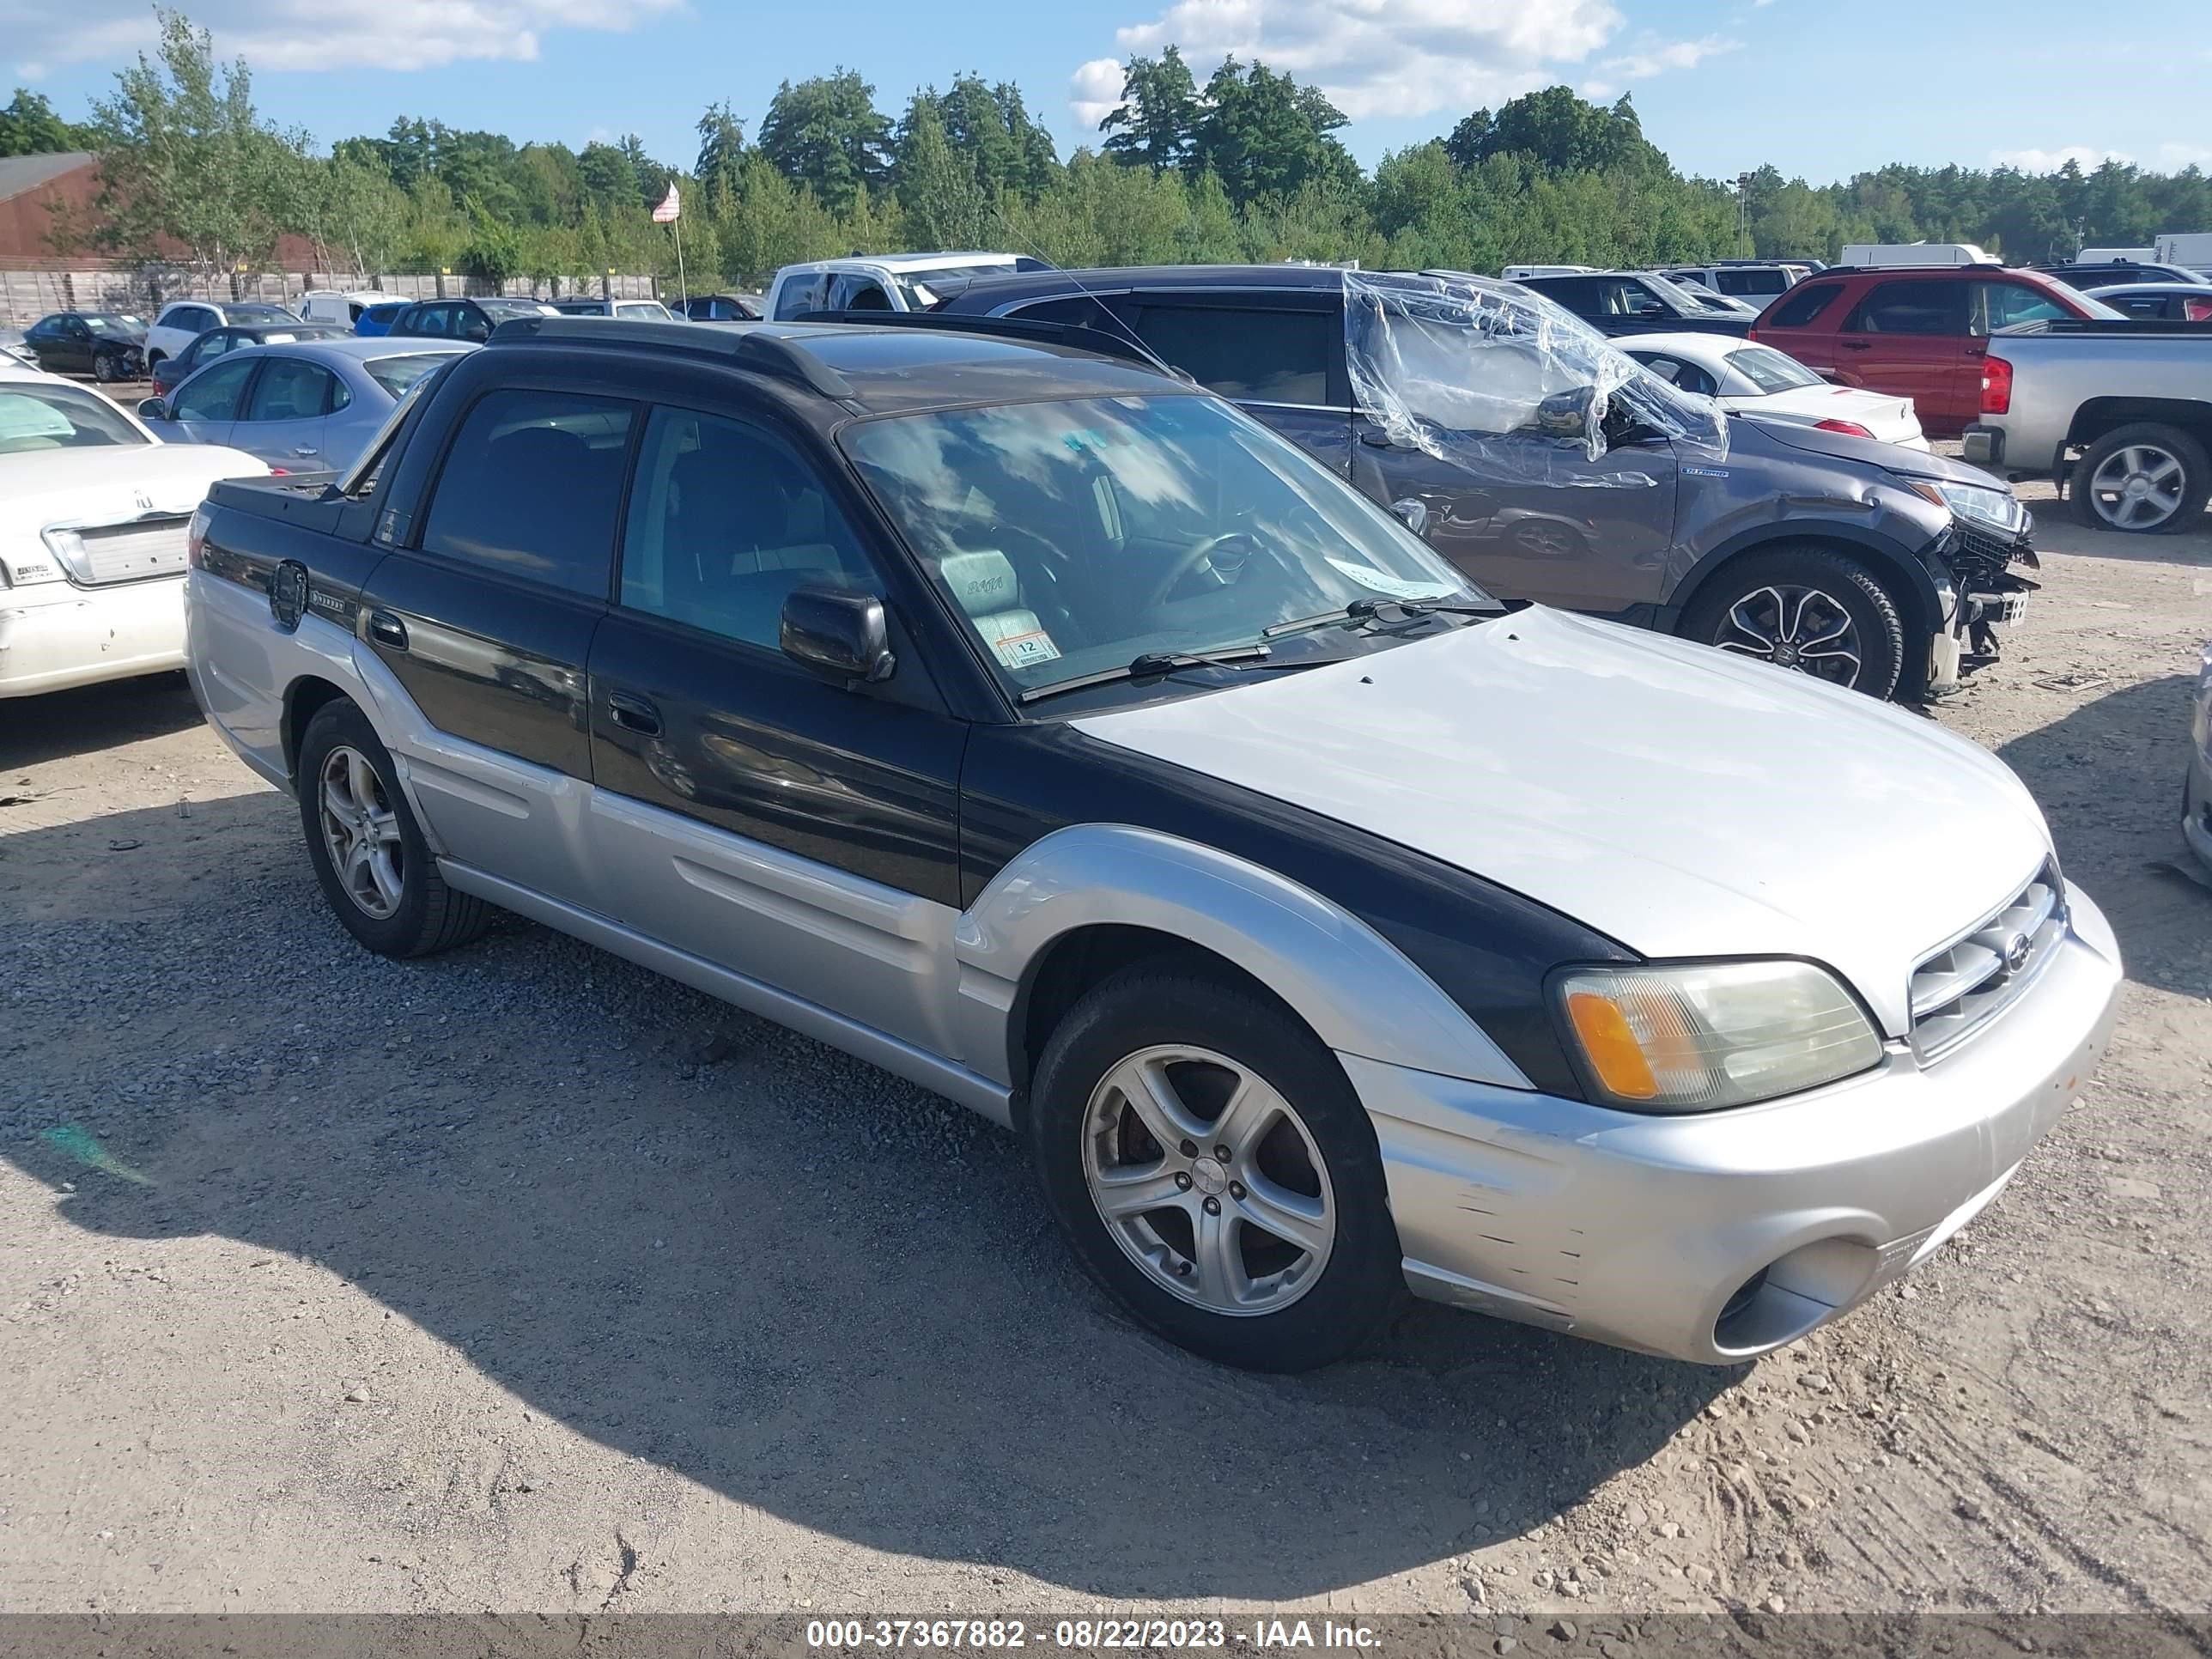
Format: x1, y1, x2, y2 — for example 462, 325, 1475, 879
1072, 607, 2052, 1038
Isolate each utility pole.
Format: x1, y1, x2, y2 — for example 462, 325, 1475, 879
1736, 173, 1753, 251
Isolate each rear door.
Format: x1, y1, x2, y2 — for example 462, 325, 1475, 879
1121, 293, 1355, 478
231, 353, 336, 468
357, 382, 636, 903
1831, 278, 1973, 434
586, 400, 969, 1051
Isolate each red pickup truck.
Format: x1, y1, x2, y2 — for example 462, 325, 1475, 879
1752, 265, 2109, 439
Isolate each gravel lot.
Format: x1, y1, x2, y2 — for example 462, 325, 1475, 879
2, 469, 2209, 1622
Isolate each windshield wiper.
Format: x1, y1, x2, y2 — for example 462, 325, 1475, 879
1017, 644, 1274, 705
1261, 595, 1500, 640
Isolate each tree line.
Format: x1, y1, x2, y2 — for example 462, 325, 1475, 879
8, 11, 2209, 293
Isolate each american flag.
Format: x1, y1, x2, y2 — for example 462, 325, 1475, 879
652, 183, 682, 224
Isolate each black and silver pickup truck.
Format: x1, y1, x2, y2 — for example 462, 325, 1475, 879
181, 316, 2118, 1372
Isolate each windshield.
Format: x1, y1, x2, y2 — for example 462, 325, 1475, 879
842, 393, 1490, 698
0, 383, 149, 452
364, 353, 455, 398
1726, 346, 1824, 393
83, 314, 143, 336
2036, 278, 2125, 320
228, 305, 295, 324
616, 301, 675, 321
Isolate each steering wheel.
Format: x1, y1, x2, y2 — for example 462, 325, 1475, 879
1142, 531, 1261, 613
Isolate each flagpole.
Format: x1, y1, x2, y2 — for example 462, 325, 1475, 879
674, 213, 688, 307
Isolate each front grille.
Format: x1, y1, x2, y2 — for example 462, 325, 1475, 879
1953, 520, 2030, 569
1909, 861, 2066, 1060
75, 517, 191, 584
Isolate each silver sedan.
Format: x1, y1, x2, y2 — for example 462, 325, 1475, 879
139, 337, 474, 473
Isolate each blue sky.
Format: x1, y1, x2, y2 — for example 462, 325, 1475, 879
12, 0, 2209, 185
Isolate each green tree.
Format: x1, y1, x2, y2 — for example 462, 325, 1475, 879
1098, 46, 1200, 173
695, 101, 745, 197
82, 9, 302, 282
0, 88, 84, 157
895, 98, 989, 250
757, 70, 891, 214
1189, 58, 1355, 205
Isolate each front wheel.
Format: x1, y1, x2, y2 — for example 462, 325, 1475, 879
93, 354, 120, 383
1679, 546, 1907, 700
1026, 958, 1404, 1371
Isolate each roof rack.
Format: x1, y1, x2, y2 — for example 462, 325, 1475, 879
487, 314, 856, 399
791, 308, 1182, 378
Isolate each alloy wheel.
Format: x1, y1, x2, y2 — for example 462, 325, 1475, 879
1080, 1044, 1335, 1317
1712, 584, 1863, 688
318, 744, 405, 919
2087, 443, 2186, 530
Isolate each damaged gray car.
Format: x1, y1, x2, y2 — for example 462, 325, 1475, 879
931, 264, 2039, 701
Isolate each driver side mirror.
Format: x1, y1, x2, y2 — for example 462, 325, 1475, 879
1524, 385, 1600, 441
781, 585, 896, 685
137, 397, 168, 421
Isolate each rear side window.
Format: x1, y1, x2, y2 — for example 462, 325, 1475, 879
420, 388, 635, 596
1716, 269, 1790, 297
1978, 282, 2071, 331
1133, 304, 1333, 404
242, 359, 338, 422
1764, 282, 1844, 329
1012, 295, 1121, 329
1845, 279, 1969, 335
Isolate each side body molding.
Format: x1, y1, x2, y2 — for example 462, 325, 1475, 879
951, 823, 1534, 1091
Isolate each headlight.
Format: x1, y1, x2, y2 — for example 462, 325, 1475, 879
1553, 960, 1883, 1112
1904, 477, 2027, 536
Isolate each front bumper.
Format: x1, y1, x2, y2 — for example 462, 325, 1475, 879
1352, 882, 2121, 1364
0, 575, 185, 697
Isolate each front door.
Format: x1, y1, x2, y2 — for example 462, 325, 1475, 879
357, 384, 635, 902
165, 355, 258, 449
586, 403, 969, 1054
1350, 415, 1680, 615
1832, 278, 1972, 436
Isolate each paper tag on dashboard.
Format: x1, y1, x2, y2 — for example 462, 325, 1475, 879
993, 629, 1062, 669
1326, 558, 1458, 601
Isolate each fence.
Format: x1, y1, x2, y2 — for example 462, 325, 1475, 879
0, 264, 665, 327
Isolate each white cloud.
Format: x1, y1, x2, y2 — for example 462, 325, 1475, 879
1070, 58, 1129, 131
1600, 33, 1741, 79
1990, 144, 2132, 172
1072, 0, 1662, 128
17, 62, 50, 82
6, 0, 680, 78
2159, 142, 2212, 169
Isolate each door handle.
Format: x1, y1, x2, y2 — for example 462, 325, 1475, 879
367, 611, 408, 650
1839, 340, 1873, 350
293, 446, 319, 457
607, 690, 663, 738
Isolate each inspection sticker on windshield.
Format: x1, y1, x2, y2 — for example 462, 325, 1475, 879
992, 628, 1062, 670
1326, 558, 1458, 602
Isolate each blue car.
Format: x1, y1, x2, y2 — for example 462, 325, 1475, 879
355, 301, 410, 337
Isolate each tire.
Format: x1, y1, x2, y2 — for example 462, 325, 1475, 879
1026, 957, 1404, 1371
93, 354, 119, 383
2071, 423, 2210, 535
295, 699, 491, 958
1679, 545, 1907, 700
144, 350, 165, 368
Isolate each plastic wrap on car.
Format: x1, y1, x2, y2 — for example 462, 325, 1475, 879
1342, 270, 1729, 483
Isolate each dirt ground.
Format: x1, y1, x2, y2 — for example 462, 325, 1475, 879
2, 471, 2208, 1623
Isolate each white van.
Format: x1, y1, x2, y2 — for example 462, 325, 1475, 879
2154, 233, 2212, 272
298, 289, 393, 327
2078, 246, 2156, 264
1837, 243, 1996, 268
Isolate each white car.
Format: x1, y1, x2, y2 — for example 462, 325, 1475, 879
0, 360, 268, 697
143, 299, 301, 370
1622, 331, 1929, 451
764, 252, 1042, 319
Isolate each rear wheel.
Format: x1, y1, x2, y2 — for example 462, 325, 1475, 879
2073, 423, 2210, 534
295, 699, 491, 957
1680, 545, 1907, 700
1026, 958, 1403, 1371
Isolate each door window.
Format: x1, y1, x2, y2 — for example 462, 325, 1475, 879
618, 406, 878, 649
419, 388, 635, 596
829, 273, 893, 312
171, 356, 258, 422
1764, 282, 1844, 329
773, 273, 828, 319
1627, 354, 1718, 397
409, 305, 449, 337
243, 358, 338, 422
1844, 280, 1969, 335
191, 333, 232, 363
1978, 282, 2072, 331
1133, 304, 1333, 404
